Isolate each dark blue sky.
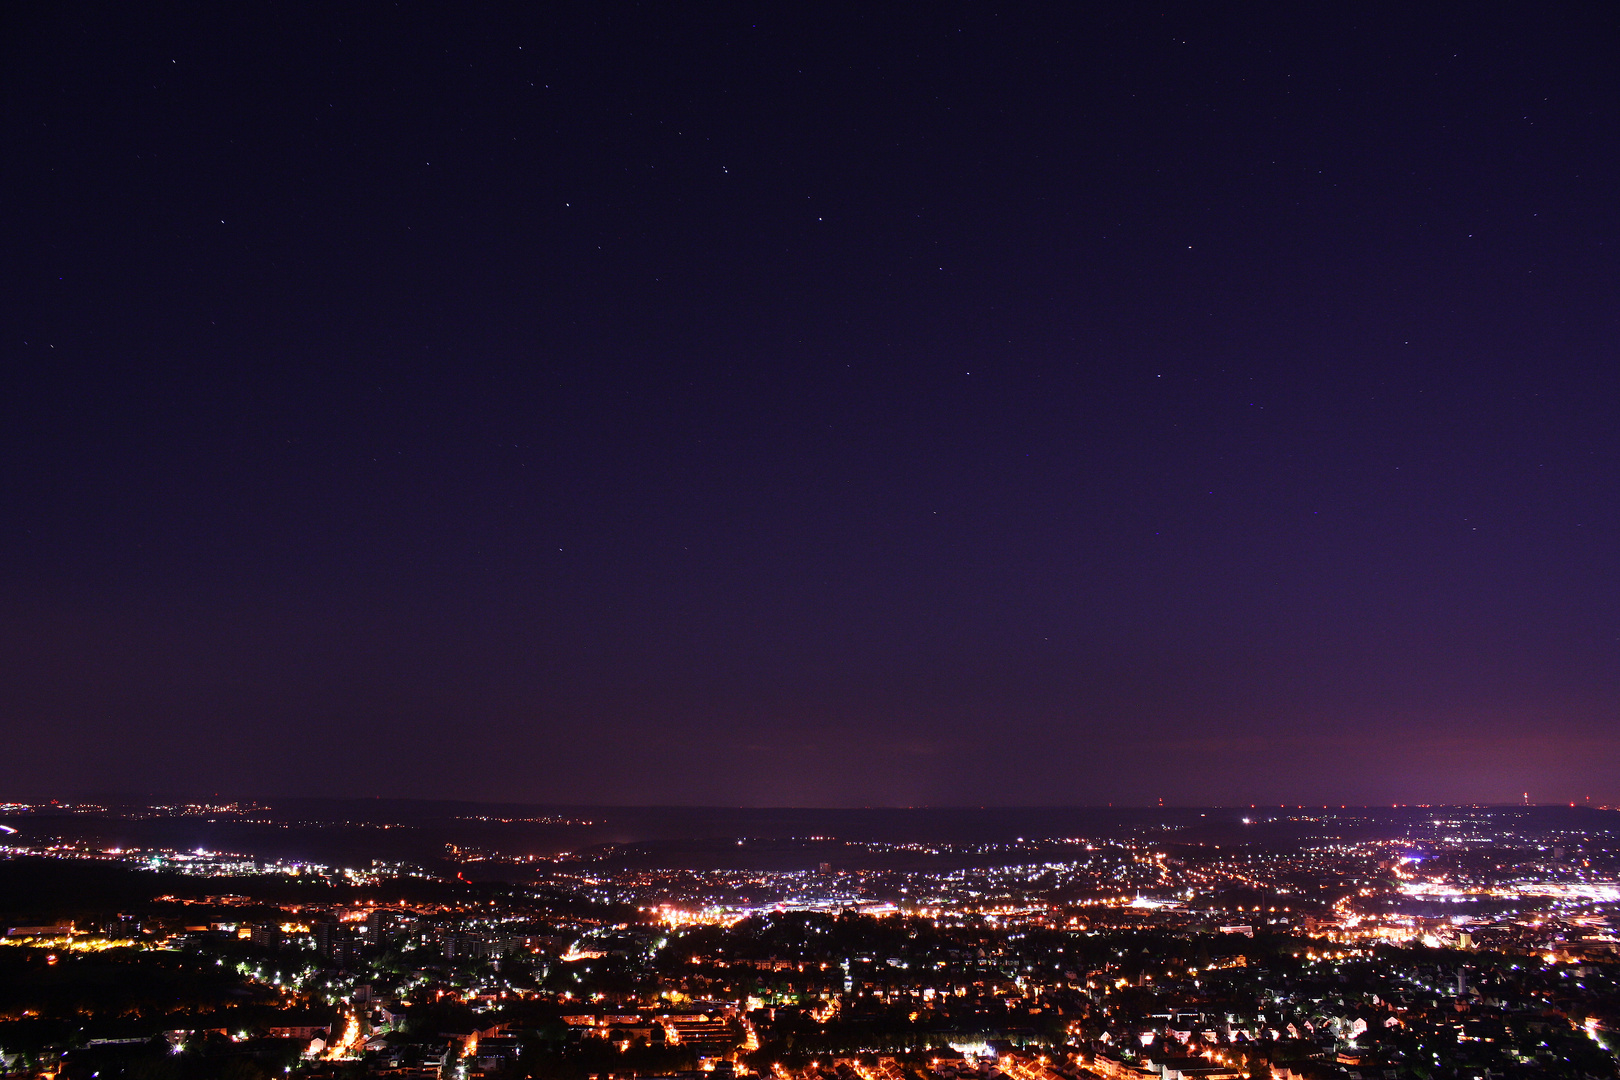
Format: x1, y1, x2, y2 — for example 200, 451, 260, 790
3, 3, 1617, 805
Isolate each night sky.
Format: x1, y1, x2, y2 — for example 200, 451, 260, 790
3, 4, 1617, 807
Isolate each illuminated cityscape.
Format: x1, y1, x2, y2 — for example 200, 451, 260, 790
1, 802, 1617, 1078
